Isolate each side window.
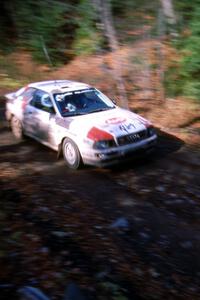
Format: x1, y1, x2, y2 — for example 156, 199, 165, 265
30, 90, 55, 113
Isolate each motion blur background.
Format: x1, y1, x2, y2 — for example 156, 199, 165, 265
0, 1, 200, 300
1, 0, 200, 103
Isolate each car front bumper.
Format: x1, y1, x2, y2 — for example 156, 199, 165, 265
82, 135, 157, 167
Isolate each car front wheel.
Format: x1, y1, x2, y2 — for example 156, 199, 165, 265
62, 138, 82, 169
11, 116, 24, 141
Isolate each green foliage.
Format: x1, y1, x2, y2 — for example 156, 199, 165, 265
72, 0, 103, 55
178, 5, 200, 99
0, 0, 104, 60
0, 75, 22, 90
3, 0, 72, 63
26, 1, 68, 62
0, 54, 26, 89
164, 65, 182, 97
1, 0, 200, 101
111, 0, 156, 15
175, 0, 200, 23
164, 1, 200, 100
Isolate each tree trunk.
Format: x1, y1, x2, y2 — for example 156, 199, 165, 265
156, 8, 165, 102
92, 0, 128, 108
160, 0, 177, 36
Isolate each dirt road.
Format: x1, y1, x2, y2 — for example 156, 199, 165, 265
0, 101, 200, 299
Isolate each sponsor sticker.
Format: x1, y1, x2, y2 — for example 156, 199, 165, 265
105, 117, 126, 125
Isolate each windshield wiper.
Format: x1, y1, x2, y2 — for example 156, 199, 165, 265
88, 107, 114, 114
62, 111, 86, 117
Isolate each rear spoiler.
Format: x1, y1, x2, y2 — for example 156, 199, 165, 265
4, 92, 16, 101
5, 86, 27, 101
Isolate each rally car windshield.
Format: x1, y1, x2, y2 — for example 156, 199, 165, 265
54, 88, 115, 117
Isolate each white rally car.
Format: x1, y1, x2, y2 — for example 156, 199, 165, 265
5, 80, 157, 169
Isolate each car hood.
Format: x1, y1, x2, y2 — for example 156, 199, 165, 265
63, 107, 151, 141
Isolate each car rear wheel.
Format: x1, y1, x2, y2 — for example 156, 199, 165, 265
62, 138, 82, 169
11, 116, 24, 141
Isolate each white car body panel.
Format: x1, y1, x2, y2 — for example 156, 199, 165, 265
5, 80, 157, 167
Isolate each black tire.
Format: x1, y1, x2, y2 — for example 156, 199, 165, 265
62, 138, 82, 169
10, 115, 24, 141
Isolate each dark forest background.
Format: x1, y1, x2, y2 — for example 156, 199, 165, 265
1, 0, 200, 100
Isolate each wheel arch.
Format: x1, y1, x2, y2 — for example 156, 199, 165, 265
62, 136, 83, 169
57, 136, 67, 159
57, 136, 80, 159
6, 111, 13, 123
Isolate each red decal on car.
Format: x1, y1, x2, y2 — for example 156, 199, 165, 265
21, 99, 27, 110
105, 117, 126, 125
87, 127, 113, 141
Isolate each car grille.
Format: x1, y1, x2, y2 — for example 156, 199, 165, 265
117, 130, 147, 146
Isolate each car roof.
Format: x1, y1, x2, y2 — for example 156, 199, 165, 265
29, 80, 91, 94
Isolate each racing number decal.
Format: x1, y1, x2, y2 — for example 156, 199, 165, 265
105, 117, 137, 133
119, 123, 136, 133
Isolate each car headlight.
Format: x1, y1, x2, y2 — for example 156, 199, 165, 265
147, 126, 156, 137
93, 139, 116, 150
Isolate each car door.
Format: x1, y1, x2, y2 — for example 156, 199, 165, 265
23, 89, 57, 146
